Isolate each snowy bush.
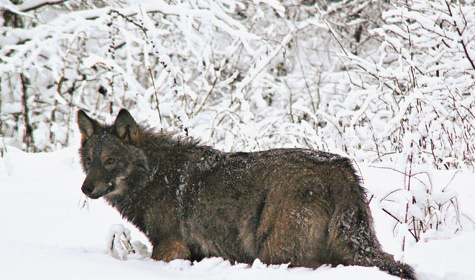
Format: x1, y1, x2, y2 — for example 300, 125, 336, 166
342, 0, 475, 170
0, 0, 383, 153
2, 0, 474, 168
336, 0, 475, 246
373, 162, 466, 252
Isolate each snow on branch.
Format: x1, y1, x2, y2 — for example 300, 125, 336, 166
17, 0, 67, 12
1, 0, 474, 170
0, 0, 68, 13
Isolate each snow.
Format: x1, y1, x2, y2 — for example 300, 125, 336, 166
1, 146, 475, 280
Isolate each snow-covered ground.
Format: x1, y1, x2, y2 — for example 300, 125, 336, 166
1, 145, 474, 280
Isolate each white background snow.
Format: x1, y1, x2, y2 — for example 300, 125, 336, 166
1, 0, 475, 279
1, 143, 474, 280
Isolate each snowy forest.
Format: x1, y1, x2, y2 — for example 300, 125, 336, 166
3, 0, 475, 167
1, 0, 475, 278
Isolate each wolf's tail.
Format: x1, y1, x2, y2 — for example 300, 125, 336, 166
371, 255, 416, 280
329, 205, 417, 280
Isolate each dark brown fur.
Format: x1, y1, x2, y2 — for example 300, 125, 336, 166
78, 109, 416, 279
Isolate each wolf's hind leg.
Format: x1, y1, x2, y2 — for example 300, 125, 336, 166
151, 239, 191, 262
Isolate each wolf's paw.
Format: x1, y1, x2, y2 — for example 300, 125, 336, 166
106, 224, 150, 260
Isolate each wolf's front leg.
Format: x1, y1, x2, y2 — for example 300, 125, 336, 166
151, 239, 191, 262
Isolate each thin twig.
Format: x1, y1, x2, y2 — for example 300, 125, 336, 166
148, 67, 163, 124
445, 0, 475, 72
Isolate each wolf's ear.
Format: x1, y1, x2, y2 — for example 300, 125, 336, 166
77, 110, 99, 140
114, 109, 140, 143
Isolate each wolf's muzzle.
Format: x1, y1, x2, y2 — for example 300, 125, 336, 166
82, 183, 100, 199
81, 182, 116, 199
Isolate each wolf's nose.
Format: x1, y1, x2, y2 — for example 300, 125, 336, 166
82, 184, 94, 196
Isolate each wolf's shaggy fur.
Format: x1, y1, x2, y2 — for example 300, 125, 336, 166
78, 109, 416, 279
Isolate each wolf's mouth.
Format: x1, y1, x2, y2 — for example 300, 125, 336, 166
104, 182, 116, 196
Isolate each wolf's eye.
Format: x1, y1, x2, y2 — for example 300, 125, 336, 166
85, 157, 92, 168
104, 157, 116, 166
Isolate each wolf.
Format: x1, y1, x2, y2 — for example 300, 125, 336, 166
77, 108, 416, 279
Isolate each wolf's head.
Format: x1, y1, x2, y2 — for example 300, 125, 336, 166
77, 109, 150, 200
